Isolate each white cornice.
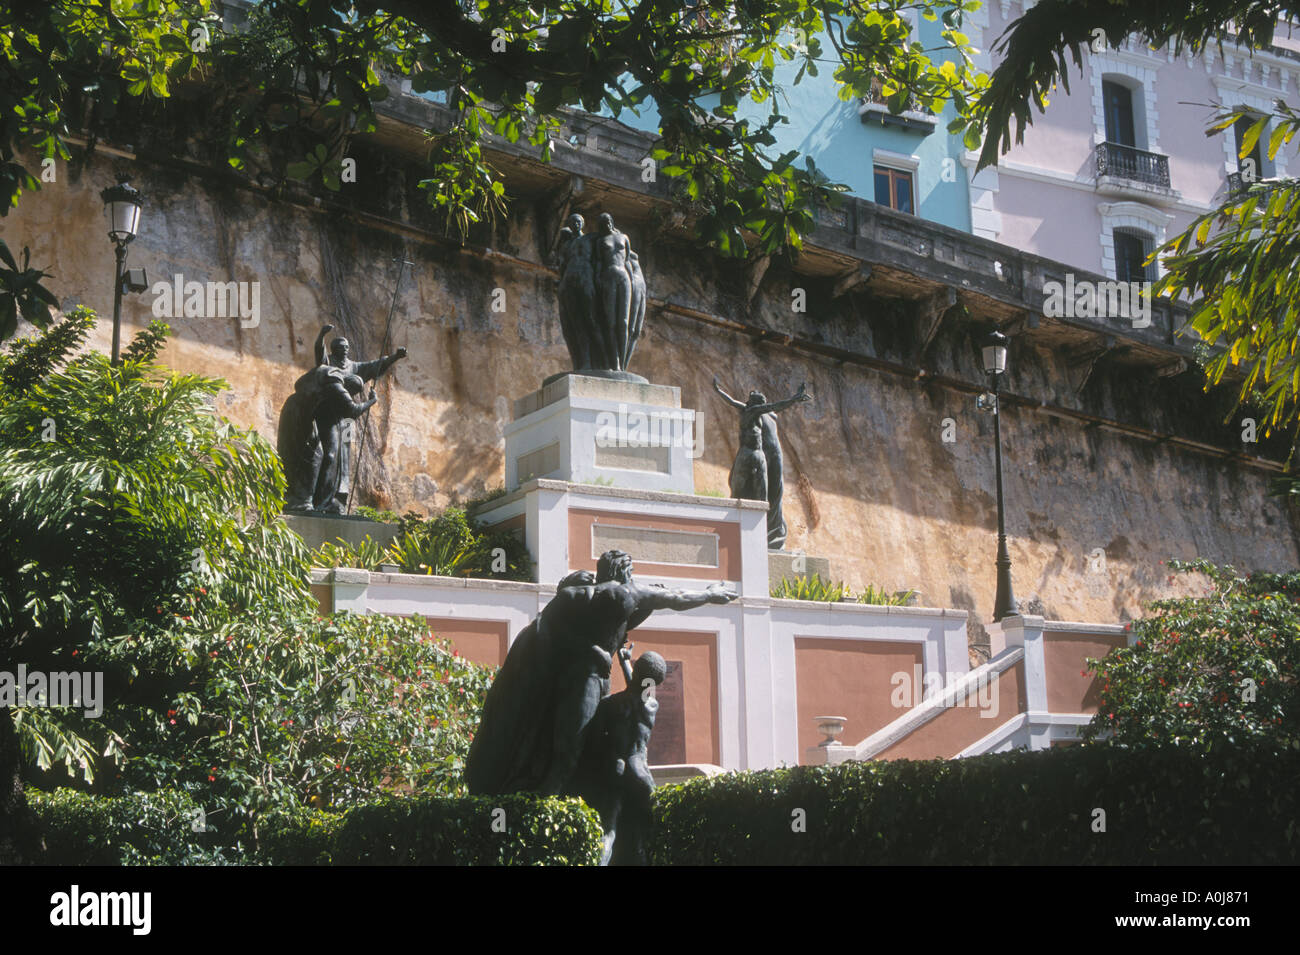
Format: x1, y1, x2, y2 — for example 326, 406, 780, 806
974, 156, 1214, 214
1214, 74, 1286, 106
872, 147, 920, 170
1097, 200, 1177, 227
1093, 45, 1162, 71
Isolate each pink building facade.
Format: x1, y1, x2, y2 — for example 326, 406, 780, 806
964, 3, 1300, 278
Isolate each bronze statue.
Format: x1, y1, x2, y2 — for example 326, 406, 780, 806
311, 324, 406, 511
568, 645, 666, 865
556, 214, 600, 370
553, 213, 647, 376
277, 324, 406, 513
713, 377, 812, 549
279, 369, 378, 512
465, 550, 736, 801
626, 249, 647, 369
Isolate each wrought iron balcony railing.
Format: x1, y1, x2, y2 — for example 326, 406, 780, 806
1095, 141, 1171, 188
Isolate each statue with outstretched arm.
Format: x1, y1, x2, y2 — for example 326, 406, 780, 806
713, 377, 811, 549
465, 550, 737, 798
309, 323, 406, 510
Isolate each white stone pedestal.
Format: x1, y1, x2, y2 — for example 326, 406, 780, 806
503, 374, 698, 495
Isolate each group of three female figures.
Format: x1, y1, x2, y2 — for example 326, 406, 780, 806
555, 212, 648, 375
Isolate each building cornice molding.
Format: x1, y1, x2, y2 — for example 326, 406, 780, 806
1096, 200, 1177, 227
969, 155, 1213, 214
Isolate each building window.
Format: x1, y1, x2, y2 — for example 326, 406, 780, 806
1234, 114, 1266, 179
874, 166, 914, 214
1113, 228, 1153, 283
1102, 80, 1138, 147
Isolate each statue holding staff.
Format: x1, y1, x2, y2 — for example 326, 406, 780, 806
310, 323, 406, 511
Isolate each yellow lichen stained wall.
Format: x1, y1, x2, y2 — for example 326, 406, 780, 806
6, 151, 1296, 641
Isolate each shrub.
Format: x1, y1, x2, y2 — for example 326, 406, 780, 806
1085, 559, 1300, 749
771, 575, 915, 605
33, 789, 602, 866
114, 610, 494, 845
649, 743, 1300, 865
257, 805, 346, 865
311, 507, 531, 580
0, 315, 315, 861
771, 573, 847, 602
30, 788, 237, 865
260, 793, 601, 865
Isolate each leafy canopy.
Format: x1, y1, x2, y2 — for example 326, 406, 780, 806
2, 0, 987, 264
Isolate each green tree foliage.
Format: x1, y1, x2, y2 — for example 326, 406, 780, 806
1156, 101, 1300, 439
2, 0, 987, 262
0, 309, 304, 854
0, 239, 60, 340
1082, 560, 1300, 750
962, 1, 1300, 437
115, 607, 492, 846
0, 1, 216, 218
0, 313, 491, 857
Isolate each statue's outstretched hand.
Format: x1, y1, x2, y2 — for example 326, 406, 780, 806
395, 346, 408, 360
322, 324, 335, 334
796, 382, 811, 401
706, 583, 739, 603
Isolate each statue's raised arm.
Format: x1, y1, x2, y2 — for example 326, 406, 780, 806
751, 382, 811, 417
313, 323, 334, 367
712, 376, 747, 410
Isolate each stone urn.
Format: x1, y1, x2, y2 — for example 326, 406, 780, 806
813, 715, 848, 747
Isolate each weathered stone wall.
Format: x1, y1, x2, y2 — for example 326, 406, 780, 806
7, 143, 1297, 643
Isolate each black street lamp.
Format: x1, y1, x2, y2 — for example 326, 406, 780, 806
100, 177, 143, 364
981, 329, 1019, 622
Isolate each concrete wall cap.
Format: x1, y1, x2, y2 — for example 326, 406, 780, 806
330, 568, 371, 585
1043, 619, 1127, 634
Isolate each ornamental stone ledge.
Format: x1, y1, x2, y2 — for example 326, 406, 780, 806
479, 477, 772, 512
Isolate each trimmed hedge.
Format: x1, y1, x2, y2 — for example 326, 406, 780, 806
649, 743, 1300, 865
260, 794, 602, 865
30, 789, 601, 865
29, 788, 237, 865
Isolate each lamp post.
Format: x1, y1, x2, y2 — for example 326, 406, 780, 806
982, 329, 1019, 622
100, 177, 143, 364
